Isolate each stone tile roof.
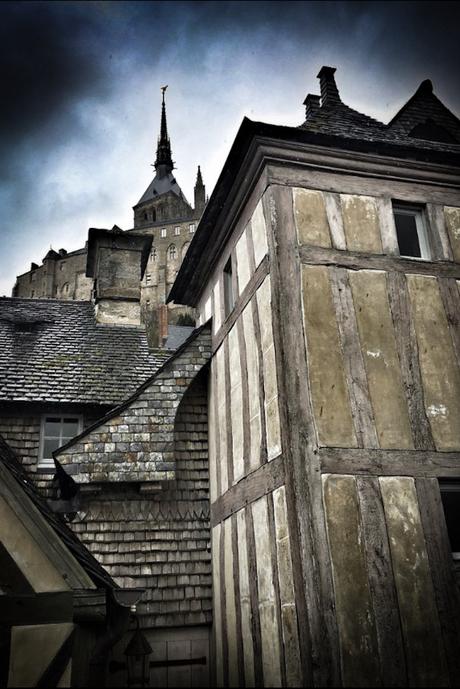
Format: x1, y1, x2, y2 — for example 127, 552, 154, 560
0, 298, 170, 405
164, 324, 195, 350
301, 78, 460, 154
0, 432, 117, 590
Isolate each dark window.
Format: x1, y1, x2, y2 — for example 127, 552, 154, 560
223, 257, 234, 317
393, 205, 430, 259
439, 481, 460, 559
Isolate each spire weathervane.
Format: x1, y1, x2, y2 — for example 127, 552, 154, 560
155, 85, 173, 177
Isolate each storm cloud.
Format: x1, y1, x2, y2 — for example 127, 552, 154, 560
1, 1, 459, 294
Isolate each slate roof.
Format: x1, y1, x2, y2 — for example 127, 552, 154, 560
164, 324, 195, 350
301, 78, 460, 154
135, 170, 191, 208
0, 298, 169, 405
0, 432, 117, 589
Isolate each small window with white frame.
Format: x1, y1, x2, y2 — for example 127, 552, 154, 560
189, 223, 195, 234
39, 415, 82, 469
174, 226, 181, 236
393, 204, 430, 259
161, 228, 167, 238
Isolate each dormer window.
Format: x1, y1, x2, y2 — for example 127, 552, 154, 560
393, 204, 430, 260
39, 416, 82, 469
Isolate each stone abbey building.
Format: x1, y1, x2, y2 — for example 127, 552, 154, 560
12, 88, 206, 325
2, 65, 460, 688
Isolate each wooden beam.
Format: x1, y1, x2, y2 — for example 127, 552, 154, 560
320, 447, 460, 477
0, 591, 73, 625
299, 244, 460, 279
210, 455, 284, 526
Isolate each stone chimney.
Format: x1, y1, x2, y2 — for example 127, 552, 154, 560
317, 66, 341, 107
303, 93, 321, 121
86, 226, 152, 326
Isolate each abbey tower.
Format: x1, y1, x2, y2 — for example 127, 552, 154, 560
12, 89, 205, 326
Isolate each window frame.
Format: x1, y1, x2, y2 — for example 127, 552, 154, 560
38, 414, 83, 469
189, 223, 195, 234
393, 203, 431, 260
223, 257, 234, 318
161, 228, 167, 238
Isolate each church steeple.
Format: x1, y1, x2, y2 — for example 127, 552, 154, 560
155, 86, 174, 178
194, 165, 206, 214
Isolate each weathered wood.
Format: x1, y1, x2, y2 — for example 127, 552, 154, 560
387, 271, 435, 450
265, 157, 460, 205
407, 274, 460, 451
213, 255, 270, 352
210, 454, 284, 527
220, 521, 229, 687
212, 525, 224, 687
438, 277, 460, 368
302, 265, 357, 448
320, 447, 460, 477
231, 513, 245, 687
224, 518, 239, 687
0, 591, 73, 625
380, 477, 449, 687
329, 267, 378, 448
299, 244, 460, 278
426, 203, 454, 261
416, 477, 460, 684
267, 492, 287, 687
245, 504, 264, 687
324, 191, 346, 250
236, 510, 256, 687
356, 477, 407, 687
263, 184, 340, 687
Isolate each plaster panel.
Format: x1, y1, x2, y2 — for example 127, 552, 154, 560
302, 265, 357, 448
444, 206, 460, 263
380, 477, 449, 686
229, 325, 244, 483
0, 497, 69, 593
251, 199, 269, 268
252, 496, 282, 688
8, 623, 73, 687
213, 280, 222, 334
235, 227, 251, 295
242, 302, 262, 472
341, 194, 383, 253
349, 270, 413, 449
293, 188, 331, 247
256, 277, 281, 460
216, 346, 228, 494
208, 359, 218, 502
407, 274, 460, 450
323, 475, 380, 687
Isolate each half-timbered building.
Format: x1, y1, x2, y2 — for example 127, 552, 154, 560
169, 65, 460, 686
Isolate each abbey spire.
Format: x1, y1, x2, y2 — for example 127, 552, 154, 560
154, 85, 174, 177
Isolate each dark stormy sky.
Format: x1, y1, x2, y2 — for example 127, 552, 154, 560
1, 1, 459, 295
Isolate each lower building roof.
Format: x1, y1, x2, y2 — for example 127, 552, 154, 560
0, 298, 169, 405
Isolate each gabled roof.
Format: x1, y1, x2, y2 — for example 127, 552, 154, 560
0, 298, 169, 405
0, 433, 117, 589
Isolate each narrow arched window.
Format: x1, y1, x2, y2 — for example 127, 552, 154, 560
168, 245, 177, 260
151, 247, 157, 262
